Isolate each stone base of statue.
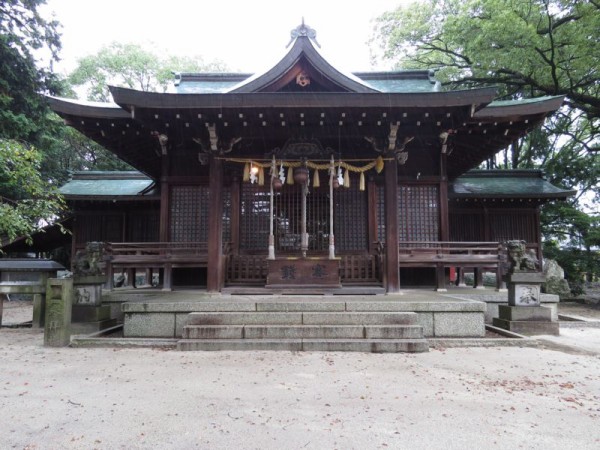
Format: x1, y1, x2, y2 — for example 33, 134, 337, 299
71, 275, 116, 334
493, 271, 559, 336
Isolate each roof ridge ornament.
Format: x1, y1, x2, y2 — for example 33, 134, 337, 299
287, 18, 320, 48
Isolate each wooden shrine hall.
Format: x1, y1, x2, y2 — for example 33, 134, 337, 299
48, 22, 573, 294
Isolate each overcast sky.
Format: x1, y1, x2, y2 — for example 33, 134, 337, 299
41, 0, 415, 75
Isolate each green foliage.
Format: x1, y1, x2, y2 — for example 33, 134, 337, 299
0, 139, 65, 244
69, 42, 228, 101
0, 0, 61, 144
373, 0, 600, 288
374, 1, 600, 117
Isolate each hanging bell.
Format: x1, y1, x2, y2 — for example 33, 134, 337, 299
272, 177, 283, 189
294, 166, 309, 184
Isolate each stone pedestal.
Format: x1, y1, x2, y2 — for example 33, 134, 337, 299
507, 272, 545, 306
71, 275, 115, 334
493, 271, 559, 336
73, 275, 106, 306
44, 278, 73, 347
493, 305, 559, 336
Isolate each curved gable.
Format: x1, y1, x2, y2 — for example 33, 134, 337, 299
230, 23, 377, 94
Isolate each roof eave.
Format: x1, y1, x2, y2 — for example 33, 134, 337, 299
109, 85, 498, 110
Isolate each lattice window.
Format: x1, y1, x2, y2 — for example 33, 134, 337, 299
335, 185, 368, 251
240, 184, 270, 251
273, 185, 330, 252
170, 185, 209, 242
222, 189, 231, 244
377, 184, 386, 243
273, 185, 301, 252
398, 185, 440, 242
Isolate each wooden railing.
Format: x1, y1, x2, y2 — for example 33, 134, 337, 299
224, 254, 269, 285
105, 242, 208, 291
397, 241, 505, 291
339, 254, 382, 284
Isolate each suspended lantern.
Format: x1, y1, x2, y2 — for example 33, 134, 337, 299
272, 177, 283, 189
294, 166, 309, 184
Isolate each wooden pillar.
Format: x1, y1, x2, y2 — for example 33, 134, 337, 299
439, 154, 449, 241
207, 157, 224, 292
384, 159, 400, 292
159, 155, 170, 242
158, 155, 170, 290
534, 206, 542, 262
438, 153, 450, 291
70, 217, 78, 272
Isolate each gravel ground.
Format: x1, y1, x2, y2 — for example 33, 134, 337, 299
1, 328, 599, 449
558, 302, 600, 320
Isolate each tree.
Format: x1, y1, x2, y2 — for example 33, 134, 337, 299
372, 0, 600, 276
0, 1, 68, 245
69, 42, 228, 102
0, 0, 61, 144
0, 139, 65, 244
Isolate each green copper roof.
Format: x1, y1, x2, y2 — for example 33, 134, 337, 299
60, 171, 157, 198
450, 170, 575, 198
173, 70, 439, 94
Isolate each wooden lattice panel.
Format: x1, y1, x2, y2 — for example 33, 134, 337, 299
398, 185, 440, 242
240, 184, 270, 251
170, 185, 209, 242
335, 185, 368, 251
222, 189, 232, 244
376, 184, 386, 243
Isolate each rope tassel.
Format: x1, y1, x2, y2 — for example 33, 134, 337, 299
313, 169, 320, 188
375, 156, 384, 174
287, 166, 294, 185
359, 172, 365, 191
344, 169, 350, 188
243, 162, 250, 182
258, 166, 265, 186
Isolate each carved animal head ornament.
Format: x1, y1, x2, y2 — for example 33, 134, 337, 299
504, 240, 540, 272
364, 123, 414, 165
193, 123, 241, 164
151, 131, 169, 155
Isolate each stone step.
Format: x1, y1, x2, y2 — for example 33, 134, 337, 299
177, 338, 429, 353
182, 324, 425, 340
185, 311, 419, 326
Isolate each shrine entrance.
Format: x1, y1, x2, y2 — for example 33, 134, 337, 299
230, 159, 379, 288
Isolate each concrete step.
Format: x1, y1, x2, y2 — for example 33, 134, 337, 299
182, 324, 425, 340
176, 338, 429, 353
185, 311, 419, 326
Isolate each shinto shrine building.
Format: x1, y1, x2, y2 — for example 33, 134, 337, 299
47, 22, 573, 295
